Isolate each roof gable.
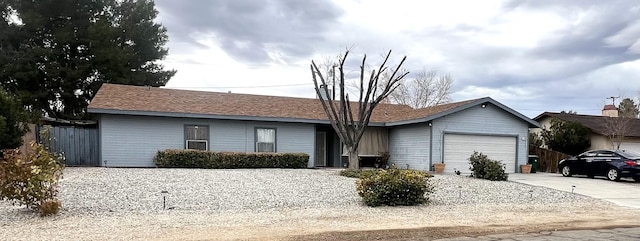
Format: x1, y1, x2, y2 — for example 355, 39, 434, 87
88, 84, 538, 127
386, 97, 540, 127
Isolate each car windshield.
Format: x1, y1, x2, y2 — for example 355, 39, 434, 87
617, 150, 640, 159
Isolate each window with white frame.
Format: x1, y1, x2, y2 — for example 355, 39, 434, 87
185, 125, 209, 151
255, 128, 276, 152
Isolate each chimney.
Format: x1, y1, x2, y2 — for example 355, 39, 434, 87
317, 84, 332, 100
602, 104, 618, 117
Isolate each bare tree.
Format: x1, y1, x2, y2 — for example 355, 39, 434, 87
310, 50, 408, 169
381, 69, 452, 108
602, 116, 633, 150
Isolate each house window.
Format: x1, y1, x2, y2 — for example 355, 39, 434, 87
255, 128, 276, 152
185, 125, 209, 151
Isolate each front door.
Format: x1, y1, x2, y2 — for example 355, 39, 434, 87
315, 132, 327, 166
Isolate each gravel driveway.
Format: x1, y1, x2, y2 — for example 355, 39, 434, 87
1, 168, 639, 241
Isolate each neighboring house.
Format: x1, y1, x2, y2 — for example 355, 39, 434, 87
87, 84, 539, 173
533, 106, 640, 154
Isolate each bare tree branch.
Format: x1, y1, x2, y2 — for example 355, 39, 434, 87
376, 68, 452, 109
311, 50, 408, 169
602, 116, 633, 150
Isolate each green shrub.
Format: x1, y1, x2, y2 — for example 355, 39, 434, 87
0, 142, 65, 215
153, 149, 309, 169
339, 169, 380, 178
356, 167, 434, 207
468, 151, 508, 181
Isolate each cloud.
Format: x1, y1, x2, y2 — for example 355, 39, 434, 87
156, 0, 343, 65
155, 0, 640, 118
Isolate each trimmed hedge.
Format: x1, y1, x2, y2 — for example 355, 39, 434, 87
154, 149, 309, 169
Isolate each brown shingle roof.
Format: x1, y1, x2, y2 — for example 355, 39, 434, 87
534, 112, 640, 137
88, 84, 506, 125
88, 84, 421, 123
602, 104, 618, 110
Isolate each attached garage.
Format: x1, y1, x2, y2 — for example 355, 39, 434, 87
620, 142, 640, 154
443, 134, 517, 174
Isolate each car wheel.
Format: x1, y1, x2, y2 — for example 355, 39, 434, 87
561, 165, 572, 177
606, 168, 621, 181
633, 177, 640, 182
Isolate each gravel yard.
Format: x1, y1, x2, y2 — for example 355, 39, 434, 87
1, 168, 640, 241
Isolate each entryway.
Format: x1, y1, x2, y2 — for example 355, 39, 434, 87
314, 125, 341, 167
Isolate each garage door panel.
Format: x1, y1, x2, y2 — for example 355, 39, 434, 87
620, 142, 640, 154
443, 134, 516, 174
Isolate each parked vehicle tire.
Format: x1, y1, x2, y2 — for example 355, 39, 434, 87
633, 177, 640, 182
606, 168, 621, 181
561, 165, 572, 177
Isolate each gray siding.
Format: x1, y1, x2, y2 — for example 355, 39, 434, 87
431, 104, 529, 170
100, 114, 315, 167
389, 124, 431, 171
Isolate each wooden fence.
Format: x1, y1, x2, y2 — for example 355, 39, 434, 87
39, 125, 100, 166
529, 145, 570, 173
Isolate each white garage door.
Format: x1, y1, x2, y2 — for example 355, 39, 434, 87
620, 142, 640, 154
443, 134, 517, 174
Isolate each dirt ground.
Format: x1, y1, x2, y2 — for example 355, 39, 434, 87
3, 202, 640, 240
156, 205, 640, 241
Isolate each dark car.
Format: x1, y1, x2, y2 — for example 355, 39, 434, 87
558, 150, 640, 182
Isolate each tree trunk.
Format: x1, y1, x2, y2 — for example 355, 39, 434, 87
348, 149, 359, 169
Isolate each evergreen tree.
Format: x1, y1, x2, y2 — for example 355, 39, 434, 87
618, 98, 639, 118
541, 118, 591, 156
0, 88, 30, 151
0, 0, 175, 119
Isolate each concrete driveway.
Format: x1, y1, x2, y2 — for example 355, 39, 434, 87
510, 172, 640, 209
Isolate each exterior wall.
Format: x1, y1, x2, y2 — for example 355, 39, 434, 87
431, 104, 529, 170
531, 118, 551, 138
590, 135, 611, 150
99, 114, 315, 167
389, 123, 431, 171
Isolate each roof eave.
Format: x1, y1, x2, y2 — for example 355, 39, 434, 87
87, 108, 387, 126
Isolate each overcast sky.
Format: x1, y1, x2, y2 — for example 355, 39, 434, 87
155, 0, 640, 118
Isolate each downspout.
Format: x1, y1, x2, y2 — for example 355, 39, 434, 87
429, 122, 433, 170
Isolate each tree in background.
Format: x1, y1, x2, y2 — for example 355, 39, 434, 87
599, 97, 638, 150
560, 110, 577, 114
311, 50, 409, 169
541, 118, 591, 156
0, 0, 175, 119
0, 88, 30, 151
618, 98, 639, 118
528, 131, 544, 148
380, 69, 452, 109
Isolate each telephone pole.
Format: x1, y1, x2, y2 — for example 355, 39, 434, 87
607, 96, 619, 105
